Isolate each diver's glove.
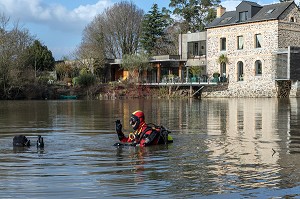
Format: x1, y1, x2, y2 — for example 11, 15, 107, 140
115, 120, 122, 133
115, 120, 125, 140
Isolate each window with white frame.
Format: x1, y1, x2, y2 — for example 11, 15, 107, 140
255, 34, 262, 48
237, 36, 244, 50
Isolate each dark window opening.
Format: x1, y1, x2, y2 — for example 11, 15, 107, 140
237, 61, 244, 81
187, 41, 206, 58
220, 38, 226, 51
255, 60, 262, 76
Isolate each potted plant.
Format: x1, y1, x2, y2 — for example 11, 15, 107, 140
189, 66, 202, 82
217, 54, 229, 66
212, 72, 220, 82
217, 54, 229, 82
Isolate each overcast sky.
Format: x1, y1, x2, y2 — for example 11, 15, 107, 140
0, 0, 295, 60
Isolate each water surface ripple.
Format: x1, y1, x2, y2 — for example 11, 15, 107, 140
0, 99, 300, 198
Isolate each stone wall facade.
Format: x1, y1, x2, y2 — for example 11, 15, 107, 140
278, 3, 300, 48
205, 4, 300, 98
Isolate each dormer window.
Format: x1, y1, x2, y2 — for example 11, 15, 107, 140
239, 11, 248, 22
233, 1, 262, 25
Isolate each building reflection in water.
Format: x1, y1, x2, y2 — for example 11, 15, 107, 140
202, 98, 300, 190
43, 97, 300, 190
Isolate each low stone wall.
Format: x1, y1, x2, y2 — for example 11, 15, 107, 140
96, 81, 300, 99
201, 82, 277, 98
200, 80, 300, 98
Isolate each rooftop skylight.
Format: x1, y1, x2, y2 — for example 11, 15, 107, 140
266, 9, 275, 14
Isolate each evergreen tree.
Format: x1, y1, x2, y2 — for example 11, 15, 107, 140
169, 0, 220, 33
24, 40, 55, 71
140, 4, 172, 55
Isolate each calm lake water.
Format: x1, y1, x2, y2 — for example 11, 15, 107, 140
0, 98, 300, 198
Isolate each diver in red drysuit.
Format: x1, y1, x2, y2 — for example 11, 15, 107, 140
115, 110, 172, 147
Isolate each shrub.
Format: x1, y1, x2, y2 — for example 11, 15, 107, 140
158, 86, 168, 96
77, 73, 96, 87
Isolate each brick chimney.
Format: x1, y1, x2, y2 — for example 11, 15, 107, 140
217, 6, 226, 18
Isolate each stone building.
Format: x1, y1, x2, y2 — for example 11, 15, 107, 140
205, 1, 300, 97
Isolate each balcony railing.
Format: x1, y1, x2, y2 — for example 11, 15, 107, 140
141, 75, 227, 86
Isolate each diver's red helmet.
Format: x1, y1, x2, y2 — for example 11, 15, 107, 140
129, 110, 145, 130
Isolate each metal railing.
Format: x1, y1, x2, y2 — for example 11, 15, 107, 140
142, 76, 222, 86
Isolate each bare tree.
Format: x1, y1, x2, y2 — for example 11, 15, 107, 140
0, 13, 34, 99
77, 1, 144, 60
154, 23, 181, 55
75, 17, 106, 69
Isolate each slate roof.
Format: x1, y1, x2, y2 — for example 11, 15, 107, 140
242, 1, 261, 7
206, 1, 295, 29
